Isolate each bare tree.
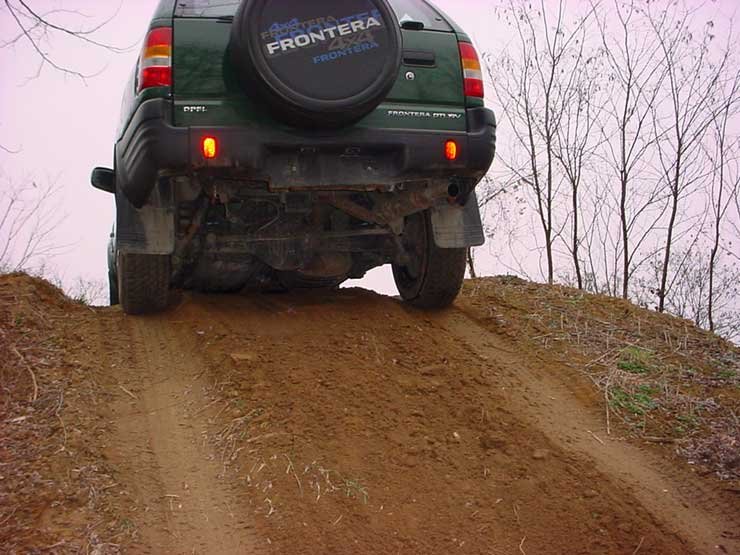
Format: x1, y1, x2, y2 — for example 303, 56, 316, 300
642, 247, 740, 340
0, 1, 132, 80
0, 177, 66, 273
707, 72, 740, 330
0, 143, 20, 154
595, 0, 671, 299
492, 0, 596, 284
551, 37, 605, 290
647, 6, 731, 312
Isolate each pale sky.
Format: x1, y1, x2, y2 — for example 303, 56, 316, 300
0, 0, 497, 295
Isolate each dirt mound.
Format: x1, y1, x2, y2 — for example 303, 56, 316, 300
0, 273, 126, 553
1, 275, 738, 554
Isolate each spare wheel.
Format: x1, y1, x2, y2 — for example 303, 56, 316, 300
230, 0, 402, 128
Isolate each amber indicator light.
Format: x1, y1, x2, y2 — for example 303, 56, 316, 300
202, 136, 218, 159
445, 140, 458, 161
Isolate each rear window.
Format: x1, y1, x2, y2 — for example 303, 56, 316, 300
389, 0, 451, 31
174, 0, 453, 31
174, 1, 239, 17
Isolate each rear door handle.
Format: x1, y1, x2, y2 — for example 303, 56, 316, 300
403, 49, 436, 67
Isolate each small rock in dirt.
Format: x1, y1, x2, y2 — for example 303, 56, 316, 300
231, 409, 242, 418
583, 489, 599, 499
452, 431, 461, 441
230, 352, 255, 363
419, 364, 445, 376
479, 434, 506, 451
532, 449, 549, 460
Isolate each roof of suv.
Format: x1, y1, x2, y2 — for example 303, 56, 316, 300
153, 0, 455, 32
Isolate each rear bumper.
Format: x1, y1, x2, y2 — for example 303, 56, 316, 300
115, 98, 496, 207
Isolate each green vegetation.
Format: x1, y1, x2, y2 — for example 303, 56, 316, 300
617, 347, 656, 374
609, 386, 658, 415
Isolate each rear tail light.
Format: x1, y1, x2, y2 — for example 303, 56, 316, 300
445, 140, 458, 161
138, 27, 172, 92
201, 136, 218, 159
459, 42, 484, 98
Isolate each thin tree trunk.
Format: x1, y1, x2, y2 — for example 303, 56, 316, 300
708, 152, 725, 331
620, 171, 629, 298
572, 183, 583, 289
619, 85, 630, 299
708, 239, 718, 331
659, 157, 682, 313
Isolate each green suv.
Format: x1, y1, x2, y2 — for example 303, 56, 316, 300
91, 0, 496, 314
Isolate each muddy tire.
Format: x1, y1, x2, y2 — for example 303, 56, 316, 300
117, 252, 170, 315
392, 210, 466, 309
109, 271, 119, 306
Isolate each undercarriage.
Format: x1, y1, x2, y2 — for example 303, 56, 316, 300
109, 171, 484, 314
165, 176, 473, 292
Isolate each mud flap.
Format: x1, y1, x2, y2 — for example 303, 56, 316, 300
430, 192, 485, 248
115, 178, 175, 255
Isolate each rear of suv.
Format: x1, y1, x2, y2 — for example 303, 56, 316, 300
92, 0, 496, 314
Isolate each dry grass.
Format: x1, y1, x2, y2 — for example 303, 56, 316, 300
0, 273, 130, 552
462, 277, 740, 482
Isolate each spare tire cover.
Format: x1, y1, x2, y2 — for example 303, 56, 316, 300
230, 0, 402, 128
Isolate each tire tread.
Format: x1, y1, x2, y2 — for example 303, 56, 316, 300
393, 211, 466, 309
117, 252, 170, 315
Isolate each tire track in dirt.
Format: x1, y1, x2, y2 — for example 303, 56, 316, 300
439, 307, 740, 555
93, 310, 262, 554
75, 288, 739, 554
156, 290, 700, 554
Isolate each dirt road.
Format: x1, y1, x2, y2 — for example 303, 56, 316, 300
3, 277, 739, 554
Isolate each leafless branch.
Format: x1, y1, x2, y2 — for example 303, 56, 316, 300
1, 0, 136, 81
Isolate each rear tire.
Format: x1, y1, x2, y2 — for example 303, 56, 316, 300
108, 271, 119, 306
117, 252, 170, 315
392, 210, 466, 309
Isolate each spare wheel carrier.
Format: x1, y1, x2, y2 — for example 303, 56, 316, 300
230, 0, 403, 128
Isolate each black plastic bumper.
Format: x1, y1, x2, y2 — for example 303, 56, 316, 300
115, 98, 496, 208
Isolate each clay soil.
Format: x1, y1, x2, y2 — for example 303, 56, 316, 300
1, 273, 738, 554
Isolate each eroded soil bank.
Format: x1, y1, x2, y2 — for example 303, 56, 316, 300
1, 274, 738, 554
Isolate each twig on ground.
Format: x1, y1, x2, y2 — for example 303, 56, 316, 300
632, 536, 645, 554
519, 536, 527, 555
56, 414, 68, 448
212, 401, 230, 420
118, 385, 137, 400
284, 454, 303, 495
642, 436, 675, 444
192, 398, 218, 415
587, 430, 605, 445
604, 373, 612, 435
11, 345, 38, 402
246, 432, 287, 444
0, 507, 17, 525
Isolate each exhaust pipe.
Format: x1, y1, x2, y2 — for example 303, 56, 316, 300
323, 181, 464, 228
